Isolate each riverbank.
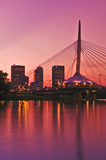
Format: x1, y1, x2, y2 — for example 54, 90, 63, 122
3, 93, 106, 102
5, 93, 50, 101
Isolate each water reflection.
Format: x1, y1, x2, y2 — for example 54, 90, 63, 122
0, 100, 106, 160
75, 104, 83, 160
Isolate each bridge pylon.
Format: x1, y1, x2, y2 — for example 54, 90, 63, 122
74, 20, 82, 103
76, 20, 81, 74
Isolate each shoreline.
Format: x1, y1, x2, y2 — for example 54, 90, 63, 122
1, 94, 105, 102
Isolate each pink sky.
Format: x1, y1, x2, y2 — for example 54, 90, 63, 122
0, 0, 105, 84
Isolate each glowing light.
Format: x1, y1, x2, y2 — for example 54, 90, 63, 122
1, 101, 4, 105
74, 80, 81, 83
62, 83, 65, 88
57, 103, 60, 130
86, 90, 89, 93
83, 82, 86, 85
89, 81, 93, 86
86, 100, 89, 119
58, 81, 61, 87
75, 82, 78, 85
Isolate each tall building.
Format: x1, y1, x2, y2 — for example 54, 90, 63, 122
34, 66, 43, 89
52, 65, 64, 87
11, 65, 29, 91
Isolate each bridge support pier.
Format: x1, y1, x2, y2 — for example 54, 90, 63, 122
86, 91, 96, 102
74, 91, 82, 103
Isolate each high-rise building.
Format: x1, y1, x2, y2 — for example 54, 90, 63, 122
11, 65, 29, 90
52, 65, 64, 87
34, 66, 43, 89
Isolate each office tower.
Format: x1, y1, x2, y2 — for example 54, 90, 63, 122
11, 65, 29, 90
34, 66, 43, 89
52, 65, 64, 87
30, 82, 38, 90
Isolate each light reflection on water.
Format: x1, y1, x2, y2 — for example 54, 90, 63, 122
0, 100, 106, 160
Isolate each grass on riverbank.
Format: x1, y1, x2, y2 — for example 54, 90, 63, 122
3, 91, 106, 101
5, 93, 75, 101
5, 93, 50, 101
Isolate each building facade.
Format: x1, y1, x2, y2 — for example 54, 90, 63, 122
11, 65, 29, 91
52, 65, 64, 87
34, 66, 43, 89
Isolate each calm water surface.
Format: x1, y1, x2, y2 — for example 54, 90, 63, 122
0, 100, 106, 160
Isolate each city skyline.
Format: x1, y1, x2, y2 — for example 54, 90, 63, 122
0, 0, 105, 85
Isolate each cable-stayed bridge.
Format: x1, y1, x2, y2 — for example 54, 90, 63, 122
27, 21, 106, 88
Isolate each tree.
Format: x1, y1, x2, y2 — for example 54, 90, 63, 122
0, 71, 10, 99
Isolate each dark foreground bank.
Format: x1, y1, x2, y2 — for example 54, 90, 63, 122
1, 91, 106, 101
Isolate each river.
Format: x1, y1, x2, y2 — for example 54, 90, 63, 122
0, 100, 106, 160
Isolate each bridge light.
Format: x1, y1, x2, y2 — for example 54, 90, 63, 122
83, 82, 86, 85
90, 82, 93, 86
58, 81, 61, 87
74, 80, 80, 83
62, 83, 65, 88
74, 80, 80, 86
92, 90, 96, 93
86, 90, 89, 93
75, 82, 78, 85
58, 84, 61, 87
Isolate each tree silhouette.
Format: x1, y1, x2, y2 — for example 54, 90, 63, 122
0, 71, 10, 99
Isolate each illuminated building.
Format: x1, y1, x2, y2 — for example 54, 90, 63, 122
34, 66, 43, 89
11, 65, 29, 91
52, 65, 64, 87
61, 72, 96, 87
